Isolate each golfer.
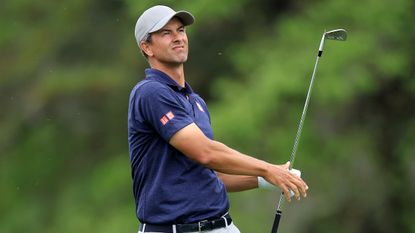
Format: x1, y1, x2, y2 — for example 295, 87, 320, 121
128, 5, 308, 233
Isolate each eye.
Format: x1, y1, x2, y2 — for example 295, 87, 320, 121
162, 30, 171, 36
178, 27, 185, 33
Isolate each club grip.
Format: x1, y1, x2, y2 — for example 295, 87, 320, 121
270, 210, 282, 233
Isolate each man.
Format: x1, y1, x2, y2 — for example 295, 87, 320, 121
128, 5, 308, 233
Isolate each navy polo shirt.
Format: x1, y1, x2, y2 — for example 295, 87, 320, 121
128, 68, 229, 224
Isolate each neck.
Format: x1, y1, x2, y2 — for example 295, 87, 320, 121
150, 61, 185, 87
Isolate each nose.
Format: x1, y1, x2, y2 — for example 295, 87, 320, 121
172, 31, 185, 43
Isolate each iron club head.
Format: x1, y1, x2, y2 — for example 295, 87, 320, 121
318, 28, 347, 56
325, 29, 347, 41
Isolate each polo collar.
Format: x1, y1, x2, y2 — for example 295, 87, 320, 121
145, 68, 194, 94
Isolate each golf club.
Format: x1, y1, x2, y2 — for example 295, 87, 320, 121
270, 29, 347, 233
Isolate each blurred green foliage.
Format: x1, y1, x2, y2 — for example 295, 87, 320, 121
1, 0, 414, 232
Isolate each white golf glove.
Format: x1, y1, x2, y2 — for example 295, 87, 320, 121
258, 168, 302, 197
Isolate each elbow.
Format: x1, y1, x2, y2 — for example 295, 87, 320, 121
194, 141, 218, 167
197, 149, 214, 166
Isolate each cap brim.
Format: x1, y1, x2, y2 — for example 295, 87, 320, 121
149, 10, 195, 33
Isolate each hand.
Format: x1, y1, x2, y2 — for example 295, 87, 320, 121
264, 162, 309, 202
258, 168, 302, 193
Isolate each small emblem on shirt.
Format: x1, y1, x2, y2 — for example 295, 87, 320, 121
160, 111, 175, 125
196, 101, 205, 112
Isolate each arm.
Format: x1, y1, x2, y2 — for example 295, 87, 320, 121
216, 172, 258, 192
169, 123, 308, 201
216, 169, 298, 192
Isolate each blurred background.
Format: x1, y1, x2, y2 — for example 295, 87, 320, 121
1, 0, 414, 232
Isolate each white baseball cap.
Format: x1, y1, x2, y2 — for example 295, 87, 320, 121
134, 5, 195, 45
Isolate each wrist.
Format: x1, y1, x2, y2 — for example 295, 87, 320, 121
261, 162, 274, 181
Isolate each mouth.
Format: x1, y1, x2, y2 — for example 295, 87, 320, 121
172, 45, 185, 50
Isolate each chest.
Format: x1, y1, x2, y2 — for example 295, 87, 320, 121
176, 93, 213, 139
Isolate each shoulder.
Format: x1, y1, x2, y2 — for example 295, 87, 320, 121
193, 93, 208, 106
131, 80, 171, 99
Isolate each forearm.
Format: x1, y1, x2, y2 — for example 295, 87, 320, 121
201, 140, 271, 178
169, 124, 271, 177
216, 172, 258, 192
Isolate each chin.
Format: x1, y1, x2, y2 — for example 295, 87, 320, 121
175, 56, 188, 63
161, 55, 188, 64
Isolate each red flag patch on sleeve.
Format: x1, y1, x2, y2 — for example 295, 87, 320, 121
160, 116, 169, 125
160, 111, 175, 125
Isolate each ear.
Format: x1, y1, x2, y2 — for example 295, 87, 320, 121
140, 41, 153, 57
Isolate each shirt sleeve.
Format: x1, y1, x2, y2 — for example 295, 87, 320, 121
134, 82, 194, 142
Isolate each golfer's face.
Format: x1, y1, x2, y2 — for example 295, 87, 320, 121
150, 18, 189, 64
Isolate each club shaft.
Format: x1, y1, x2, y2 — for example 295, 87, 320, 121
271, 55, 321, 233
288, 54, 320, 169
